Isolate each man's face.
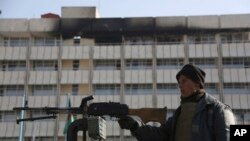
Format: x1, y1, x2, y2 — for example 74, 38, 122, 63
178, 75, 199, 97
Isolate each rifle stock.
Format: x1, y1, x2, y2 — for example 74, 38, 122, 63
128, 108, 167, 124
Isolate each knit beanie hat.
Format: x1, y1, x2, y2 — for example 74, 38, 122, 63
176, 64, 206, 88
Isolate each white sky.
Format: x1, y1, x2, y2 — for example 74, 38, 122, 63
0, 0, 250, 18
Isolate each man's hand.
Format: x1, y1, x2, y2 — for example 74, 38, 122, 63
118, 116, 140, 131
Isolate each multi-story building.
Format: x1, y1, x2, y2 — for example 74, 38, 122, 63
0, 7, 250, 141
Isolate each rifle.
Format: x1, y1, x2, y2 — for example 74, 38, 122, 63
13, 95, 167, 140
13, 96, 167, 124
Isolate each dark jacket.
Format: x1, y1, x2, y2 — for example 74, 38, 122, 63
133, 93, 235, 141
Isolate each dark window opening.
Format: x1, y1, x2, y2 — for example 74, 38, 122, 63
95, 35, 122, 45
73, 60, 79, 70
72, 84, 79, 95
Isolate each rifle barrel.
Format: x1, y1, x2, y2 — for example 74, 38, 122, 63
13, 107, 82, 114
16, 116, 57, 124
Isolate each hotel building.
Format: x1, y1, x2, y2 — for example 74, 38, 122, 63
0, 7, 250, 141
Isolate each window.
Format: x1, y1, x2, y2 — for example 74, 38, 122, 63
8, 38, 19, 46
234, 111, 244, 124
233, 111, 250, 125
34, 137, 54, 141
188, 34, 215, 44
0, 85, 24, 96
33, 61, 58, 71
94, 60, 121, 70
4, 37, 29, 47
0, 138, 19, 141
26, 137, 54, 141
72, 84, 79, 95
189, 58, 216, 68
0, 111, 16, 122
157, 35, 183, 44
223, 83, 250, 95
125, 84, 152, 95
157, 84, 178, 95
32, 85, 57, 96
126, 59, 152, 70
244, 112, 250, 125
124, 36, 154, 45
204, 83, 218, 94
34, 37, 60, 47
73, 60, 79, 70
0, 86, 3, 96
7, 61, 26, 71
1, 61, 6, 71
222, 57, 250, 68
221, 32, 248, 43
93, 84, 120, 95
157, 59, 184, 69
0, 61, 26, 71
5, 85, 24, 96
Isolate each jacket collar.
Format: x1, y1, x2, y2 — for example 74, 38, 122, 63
173, 93, 217, 120
195, 93, 217, 113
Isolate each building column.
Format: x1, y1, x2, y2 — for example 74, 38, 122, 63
183, 35, 189, 64
53, 36, 63, 141
152, 35, 157, 109
0, 35, 4, 46
89, 40, 94, 96
119, 36, 125, 141
216, 33, 224, 102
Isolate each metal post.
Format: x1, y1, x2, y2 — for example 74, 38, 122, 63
67, 119, 88, 141
18, 96, 26, 141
